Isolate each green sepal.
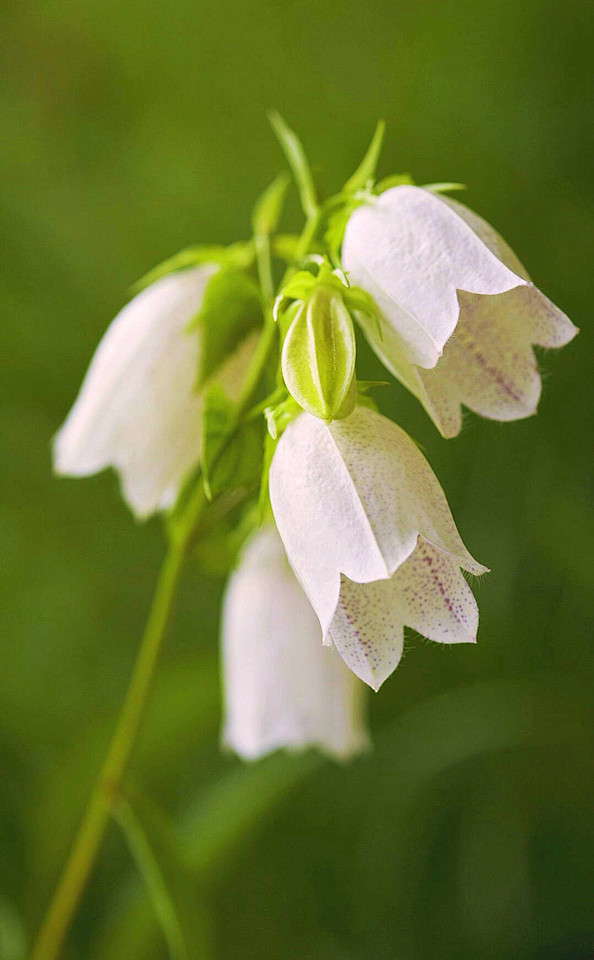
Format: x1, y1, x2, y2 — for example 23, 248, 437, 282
258, 432, 277, 523
252, 172, 291, 237
264, 395, 301, 440
189, 267, 262, 389
275, 261, 348, 319
324, 196, 369, 265
281, 284, 356, 421
273, 271, 317, 315
200, 384, 263, 501
343, 285, 385, 340
356, 392, 380, 413
357, 379, 390, 393
344, 285, 377, 315
258, 394, 300, 522
343, 119, 386, 194
373, 172, 415, 194
132, 241, 254, 294
422, 182, 467, 194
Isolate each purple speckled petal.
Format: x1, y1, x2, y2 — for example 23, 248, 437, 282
269, 406, 486, 648
353, 192, 577, 438
330, 538, 478, 690
411, 198, 579, 436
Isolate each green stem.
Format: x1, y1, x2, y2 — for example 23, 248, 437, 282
255, 232, 274, 303
29, 320, 278, 960
29, 492, 202, 960
293, 209, 320, 264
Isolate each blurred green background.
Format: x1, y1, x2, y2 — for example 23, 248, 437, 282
2, 0, 593, 957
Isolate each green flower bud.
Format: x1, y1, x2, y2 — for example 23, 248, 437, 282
281, 283, 356, 422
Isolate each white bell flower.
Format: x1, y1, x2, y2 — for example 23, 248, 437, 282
53, 267, 253, 518
269, 406, 487, 691
221, 525, 370, 760
343, 186, 577, 437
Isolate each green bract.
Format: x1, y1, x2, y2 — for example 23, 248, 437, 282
281, 283, 356, 422
200, 382, 263, 501
131, 240, 254, 293
189, 267, 262, 388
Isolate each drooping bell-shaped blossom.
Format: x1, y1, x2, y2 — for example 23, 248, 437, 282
343, 186, 577, 437
221, 525, 370, 760
53, 267, 253, 518
269, 406, 487, 690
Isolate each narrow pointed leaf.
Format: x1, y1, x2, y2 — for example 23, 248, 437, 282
422, 181, 467, 193
112, 791, 193, 960
132, 243, 253, 294
268, 111, 318, 218
343, 119, 386, 193
373, 172, 414, 194
201, 384, 263, 500
200, 384, 233, 500
252, 172, 291, 236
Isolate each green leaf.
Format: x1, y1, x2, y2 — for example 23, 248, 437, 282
281, 286, 356, 421
200, 384, 263, 501
132, 242, 253, 294
343, 119, 386, 194
200, 383, 233, 501
374, 172, 415, 194
190, 267, 262, 388
252, 172, 291, 236
268, 111, 318, 219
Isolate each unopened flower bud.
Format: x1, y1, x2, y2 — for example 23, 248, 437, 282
281, 283, 356, 421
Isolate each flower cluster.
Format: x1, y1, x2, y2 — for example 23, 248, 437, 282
54, 117, 577, 761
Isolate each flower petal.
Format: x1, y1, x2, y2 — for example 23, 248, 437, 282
269, 406, 486, 641
343, 186, 525, 368
414, 199, 579, 436
355, 194, 577, 437
329, 538, 478, 690
54, 267, 214, 517
222, 527, 370, 760
442, 196, 578, 348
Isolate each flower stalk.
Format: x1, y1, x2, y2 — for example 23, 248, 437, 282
28, 494, 201, 960
30, 318, 278, 960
